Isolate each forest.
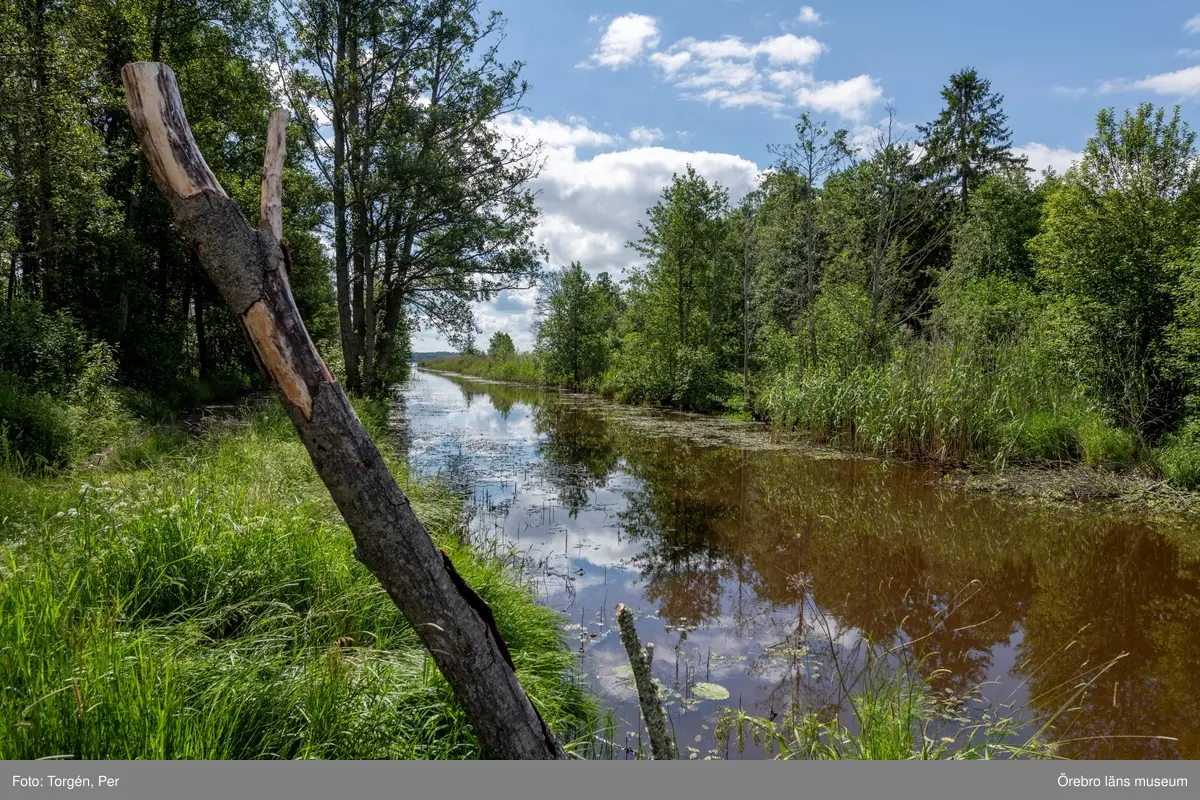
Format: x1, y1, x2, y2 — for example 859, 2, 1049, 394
433, 83, 1200, 490
2, 0, 1199, 762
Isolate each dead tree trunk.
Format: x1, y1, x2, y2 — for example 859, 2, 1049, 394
121, 62, 566, 760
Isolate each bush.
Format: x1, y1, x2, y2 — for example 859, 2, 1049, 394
603, 338, 721, 411
0, 373, 73, 470
1077, 414, 1138, 470
0, 299, 89, 395
1155, 418, 1200, 490
1010, 411, 1078, 461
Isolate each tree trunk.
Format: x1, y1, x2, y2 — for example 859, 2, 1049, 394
348, 14, 369, 391
121, 62, 567, 760
332, 2, 359, 392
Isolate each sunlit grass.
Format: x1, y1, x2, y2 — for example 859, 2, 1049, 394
0, 399, 596, 759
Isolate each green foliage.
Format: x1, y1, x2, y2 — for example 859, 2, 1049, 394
0, 402, 596, 759
715, 662, 1051, 760
1077, 414, 1138, 470
487, 331, 517, 361
604, 336, 723, 411
0, 300, 90, 395
934, 274, 1041, 355
758, 336, 1079, 463
535, 263, 621, 388
425, 353, 541, 385
949, 171, 1047, 281
0, 374, 73, 471
917, 67, 1029, 208
1031, 104, 1200, 436
1011, 412, 1078, 462
1155, 418, 1200, 489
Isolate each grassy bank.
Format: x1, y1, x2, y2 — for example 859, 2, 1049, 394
0, 398, 596, 759
417, 351, 1200, 495
423, 353, 542, 385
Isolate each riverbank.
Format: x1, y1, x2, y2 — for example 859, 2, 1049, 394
419, 362, 1200, 518
0, 397, 596, 759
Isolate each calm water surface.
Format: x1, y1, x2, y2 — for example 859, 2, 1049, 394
395, 367, 1199, 759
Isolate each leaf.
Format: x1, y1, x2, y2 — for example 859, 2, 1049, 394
691, 682, 730, 701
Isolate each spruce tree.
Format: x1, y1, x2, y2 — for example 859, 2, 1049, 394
917, 67, 1028, 209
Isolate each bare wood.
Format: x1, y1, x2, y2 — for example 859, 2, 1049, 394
122, 61, 566, 760
260, 110, 286, 242
615, 604, 675, 760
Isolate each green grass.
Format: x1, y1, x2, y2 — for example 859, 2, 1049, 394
754, 339, 1150, 474
423, 353, 542, 385
0, 399, 595, 759
1155, 418, 1200, 490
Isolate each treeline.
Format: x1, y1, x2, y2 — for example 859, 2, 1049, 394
1, 0, 541, 468
462, 71, 1200, 487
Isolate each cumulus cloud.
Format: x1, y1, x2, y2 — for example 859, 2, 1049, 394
1099, 65, 1200, 96
793, 74, 883, 120
1186, 13, 1200, 34
629, 126, 664, 144
582, 13, 660, 69
796, 7, 822, 25
628, 23, 878, 119
411, 115, 763, 351
1016, 142, 1083, 176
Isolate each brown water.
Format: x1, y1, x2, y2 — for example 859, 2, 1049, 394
397, 367, 1200, 759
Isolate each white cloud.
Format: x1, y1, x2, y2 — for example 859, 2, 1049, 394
1016, 142, 1083, 176
1100, 65, 1200, 96
673, 33, 825, 66
649, 50, 691, 75
768, 69, 814, 91
1179, 48, 1200, 58
494, 115, 615, 148
1186, 13, 1200, 34
1049, 84, 1087, 99
638, 25, 875, 119
677, 58, 759, 90
582, 13, 660, 69
418, 114, 763, 351
629, 126, 664, 144
757, 34, 826, 65
794, 74, 883, 120
796, 7, 822, 25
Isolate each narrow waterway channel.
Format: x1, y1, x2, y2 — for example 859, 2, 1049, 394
394, 367, 1199, 759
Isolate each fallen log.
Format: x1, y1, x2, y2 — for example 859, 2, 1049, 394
120, 61, 566, 760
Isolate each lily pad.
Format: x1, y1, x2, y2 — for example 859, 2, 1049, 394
691, 682, 730, 701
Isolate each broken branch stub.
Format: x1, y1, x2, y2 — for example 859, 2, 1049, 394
615, 604, 676, 760
121, 61, 565, 760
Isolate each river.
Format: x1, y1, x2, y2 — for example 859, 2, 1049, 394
395, 367, 1199, 759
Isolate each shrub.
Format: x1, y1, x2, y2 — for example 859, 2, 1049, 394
1155, 418, 1200, 490
1077, 414, 1138, 470
0, 299, 89, 395
1010, 411, 1077, 461
0, 373, 73, 470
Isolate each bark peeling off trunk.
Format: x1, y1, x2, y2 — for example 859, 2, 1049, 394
121, 61, 567, 760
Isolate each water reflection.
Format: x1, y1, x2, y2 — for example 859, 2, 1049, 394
398, 368, 1200, 759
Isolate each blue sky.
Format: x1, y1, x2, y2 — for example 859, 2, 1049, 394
415, 1, 1200, 351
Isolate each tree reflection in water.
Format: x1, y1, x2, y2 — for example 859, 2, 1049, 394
409, 370, 1200, 758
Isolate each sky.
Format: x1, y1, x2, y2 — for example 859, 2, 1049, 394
413, 1, 1200, 352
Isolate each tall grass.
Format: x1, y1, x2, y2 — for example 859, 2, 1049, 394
757, 339, 1138, 468
423, 353, 542, 385
0, 400, 595, 759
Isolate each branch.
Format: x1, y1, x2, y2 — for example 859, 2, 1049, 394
121, 61, 566, 761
